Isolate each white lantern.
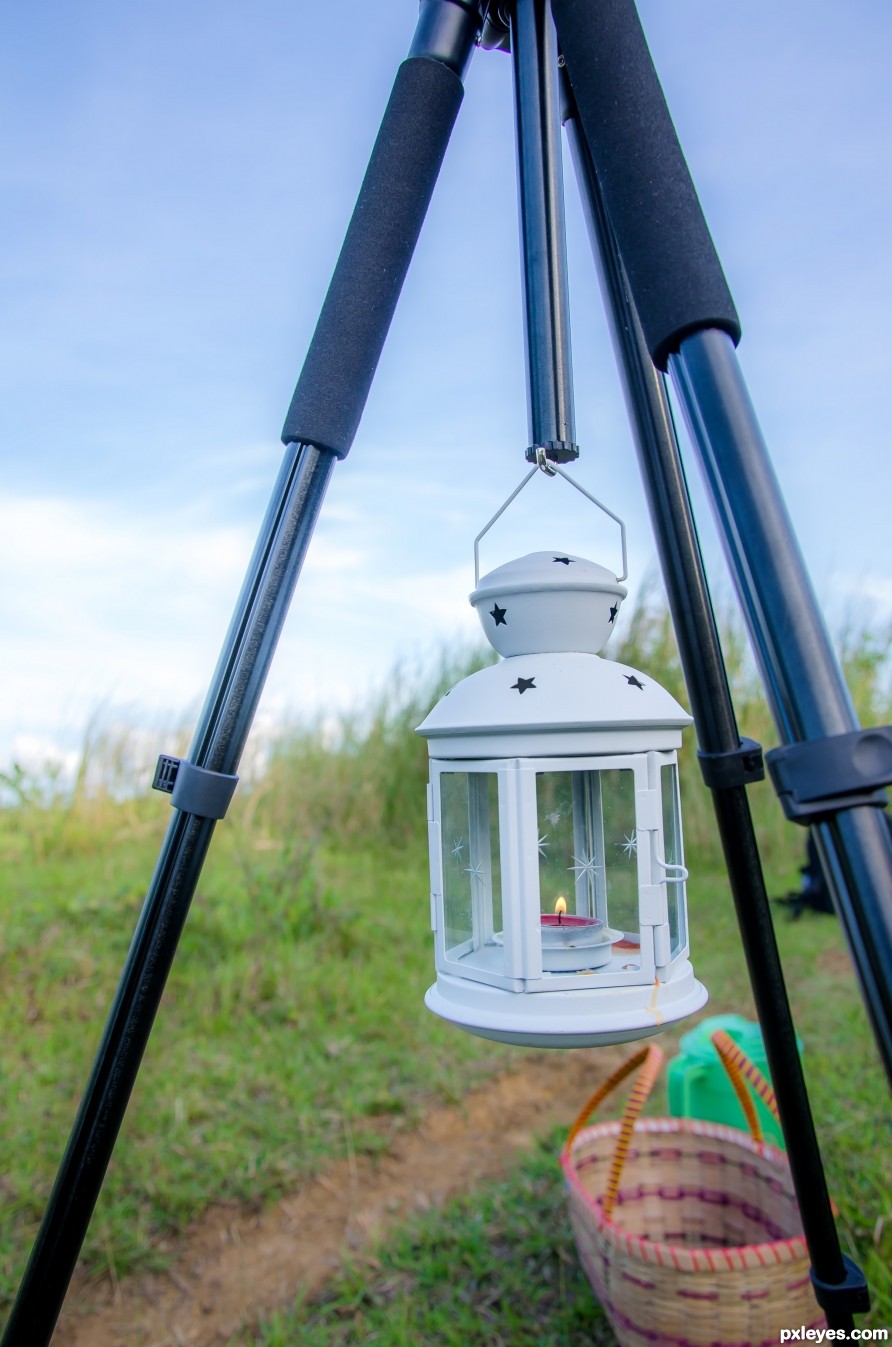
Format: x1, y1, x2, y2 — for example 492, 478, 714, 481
417, 550, 708, 1048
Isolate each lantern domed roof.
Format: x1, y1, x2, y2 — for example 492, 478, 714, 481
470, 550, 626, 657
417, 650, 691, 758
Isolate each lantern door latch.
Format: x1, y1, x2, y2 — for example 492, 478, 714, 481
152, 755, 239, 821
765, 726, 892, 824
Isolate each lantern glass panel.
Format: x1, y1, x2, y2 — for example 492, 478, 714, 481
600, 767, 639, 940
535, 767, 639, 941
661, 761, 686, 957
439, 771, 501, 962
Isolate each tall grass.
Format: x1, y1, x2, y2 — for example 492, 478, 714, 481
0, 714, 188, 865
610, 598, 892, 875
239, 644, 495, 854
3, 601, 888, 878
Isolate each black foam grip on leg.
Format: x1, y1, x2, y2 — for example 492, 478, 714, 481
281, 57, 463, 457
552, 0, 741, 370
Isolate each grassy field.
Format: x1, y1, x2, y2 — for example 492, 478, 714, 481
1, 612, 890, 1334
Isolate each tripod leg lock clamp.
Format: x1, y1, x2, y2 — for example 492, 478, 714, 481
810, 1254, 871, 1318
152, 756, 239, 821
766, 726, 892, 824
697, 738, 765, 791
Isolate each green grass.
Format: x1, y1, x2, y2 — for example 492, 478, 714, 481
1, 612, 890, 1331
0, 830, 521, 1300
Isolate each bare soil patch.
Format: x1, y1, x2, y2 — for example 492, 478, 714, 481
54, 1048, 621, 1347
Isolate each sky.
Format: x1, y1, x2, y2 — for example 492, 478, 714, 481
1, 0, 891, 786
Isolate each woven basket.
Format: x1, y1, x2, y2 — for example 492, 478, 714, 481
560, 1034, 824, 1347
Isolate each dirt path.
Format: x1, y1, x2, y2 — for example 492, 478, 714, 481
53, 1049, 620, 1347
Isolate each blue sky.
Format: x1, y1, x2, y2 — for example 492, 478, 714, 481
1, 0, 890, 781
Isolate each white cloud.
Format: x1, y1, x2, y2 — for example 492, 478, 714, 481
5, 734, 80, 783
0, 490, 487, 775
860, 577, 892, 612
827, 572, 892, 622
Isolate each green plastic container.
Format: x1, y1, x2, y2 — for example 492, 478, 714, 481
667, 1014, 802, 1150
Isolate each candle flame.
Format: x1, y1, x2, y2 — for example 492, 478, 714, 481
554, 896, 567, 916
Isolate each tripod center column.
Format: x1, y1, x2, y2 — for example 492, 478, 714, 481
510, 0, 578, 464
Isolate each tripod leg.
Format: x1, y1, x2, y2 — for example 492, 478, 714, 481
551, 0, 892, 1090
564, 101, 862, 1331
669, 332, 892, 1087
551, 0, 740, 370
281, 5, 477, 458
0, 8, 481, 1345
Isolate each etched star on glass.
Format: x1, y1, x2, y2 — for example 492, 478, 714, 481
569, 853, 603, 882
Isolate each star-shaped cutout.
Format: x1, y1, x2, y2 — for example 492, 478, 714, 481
609, 604, 619, 624
553, 556, 574, 565
511, 677, 536, 694
490, 602, 507, 627
625, 675, 646, 691
451, 837, 465, 861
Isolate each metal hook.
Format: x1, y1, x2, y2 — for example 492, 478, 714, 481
652, 853, 689, 884
535, 446, 558, 476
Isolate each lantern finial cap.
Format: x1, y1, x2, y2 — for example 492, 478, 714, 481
470, 551, 627, 657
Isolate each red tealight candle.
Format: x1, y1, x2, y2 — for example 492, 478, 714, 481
540, 912, 600, 930
539, 898, 612, 971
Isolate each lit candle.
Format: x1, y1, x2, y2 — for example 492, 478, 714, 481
539, 897, 615, 972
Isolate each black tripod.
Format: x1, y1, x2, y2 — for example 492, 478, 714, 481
4, 2, 891, 1341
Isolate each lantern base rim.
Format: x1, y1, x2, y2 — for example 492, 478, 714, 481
425, 963, 708, 1049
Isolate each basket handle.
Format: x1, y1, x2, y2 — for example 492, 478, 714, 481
562, 1043, 665, 1222
562, 1032, 782, 1222
710, 1028, 780, 1145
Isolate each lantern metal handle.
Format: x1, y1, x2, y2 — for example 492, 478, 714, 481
473, 460, 628, 586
